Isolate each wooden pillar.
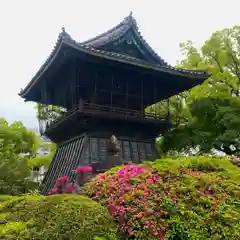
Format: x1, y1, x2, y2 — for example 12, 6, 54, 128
62, 68, 68, 109
76, 65, 80, 104
79, 98, 84, 112
126, 77, 129, 109
73, 61, 77, 107
153, 77, 157, 118
40, 83, 44, 104
70, 65, 75, 109
43, 80, 49, 131
43, 80, 48, 103
167, 98, 170, 120
39, 84, 44, 134
43, 81, 48, 112
63, 86, 67, 109
94, 71, 98, 104
140, 77, 143, 118
111, 76, 114, 108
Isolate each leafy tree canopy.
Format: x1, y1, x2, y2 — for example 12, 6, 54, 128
28, 142, 56, 169
0, 119, 38, 157
159, 25, 240, 156
0, 119, 39, 194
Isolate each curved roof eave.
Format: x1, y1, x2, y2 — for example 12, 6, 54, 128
19, 33, 67, 98
68, 40, 211, 78
19, 25, 211, 98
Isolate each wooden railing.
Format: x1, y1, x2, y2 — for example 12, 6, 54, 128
40, 102, 167, 134
81, 102, 164, 120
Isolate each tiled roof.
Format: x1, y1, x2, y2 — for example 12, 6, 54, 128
80, 13, 168, 66
77, 43, 210, 77
19, 15, 211, 97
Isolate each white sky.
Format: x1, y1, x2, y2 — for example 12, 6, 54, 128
0, 0, 239, 129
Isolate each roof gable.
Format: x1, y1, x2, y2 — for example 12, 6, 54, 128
19, 15, 211, 99
80, 13, 167, 65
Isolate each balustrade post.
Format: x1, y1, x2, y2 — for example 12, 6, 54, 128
79, 98, 84, 112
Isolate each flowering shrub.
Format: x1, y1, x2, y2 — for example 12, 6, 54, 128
84, 157, 240, 240
75, 166, 93, 173
48, 176, 77, 195
48, 166, 93, 195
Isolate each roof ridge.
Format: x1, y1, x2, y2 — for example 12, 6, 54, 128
126, 15, 169, 66
80, 14, 132, 45
19, 36, 211, 97
19, 21, 211, 98
79, 13, 169, 66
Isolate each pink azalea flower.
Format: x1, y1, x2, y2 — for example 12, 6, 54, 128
144, 190, 150, 197
119, 199, 125, 204
99, 174, 105, 180
63, 176, 69, 181
158, 230, 165, 240
152, 174, 162, 181
56, 176, 69, 183
64, 183, 77, 193
48, 187, 58, 195
75, 166, 92, 173
95, 191, 101, 197
147, 178, 154, 184
118, 206, 126, 215
172, 196, 178, 205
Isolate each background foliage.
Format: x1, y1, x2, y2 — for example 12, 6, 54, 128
0, 119, 39, 195
157, 25, 240, 156
0, 118, 55, 195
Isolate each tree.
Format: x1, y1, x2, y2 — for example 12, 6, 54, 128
0, 119, 38, 157
35, 104, 66, 134
159, 25, 240, 156
0, 119, 38, 194
28, 141, 56, 169
179, 25, 240, 98
161, 97, 240, 155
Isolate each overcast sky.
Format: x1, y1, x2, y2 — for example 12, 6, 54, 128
0, 0, 239, 130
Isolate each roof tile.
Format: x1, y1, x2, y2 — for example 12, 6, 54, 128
19, 14, 211, 97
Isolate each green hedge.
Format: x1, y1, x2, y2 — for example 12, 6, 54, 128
0, 194, 117, 240
0, 195, 14, 203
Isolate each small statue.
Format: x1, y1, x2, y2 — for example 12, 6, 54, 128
92, 135, 122, 173
106, 134, 120, 156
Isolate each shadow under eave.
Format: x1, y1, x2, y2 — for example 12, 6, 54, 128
44, 111, 172, 144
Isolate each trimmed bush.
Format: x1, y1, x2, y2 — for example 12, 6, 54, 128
0, 194, 117, 240
0, 195, 15, 203
84, 156, 240, 240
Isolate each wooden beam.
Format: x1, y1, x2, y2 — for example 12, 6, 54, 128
167, 98, 170, 120
74, 61, 77, 107
94, 70, 98, 103
111, 76, 113, 108
76, 64, 80, 103
154, 77, 157, 117
140, 77, 143, 116
126, 76, 129, 109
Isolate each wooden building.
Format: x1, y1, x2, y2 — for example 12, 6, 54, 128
19, 13, 210, 194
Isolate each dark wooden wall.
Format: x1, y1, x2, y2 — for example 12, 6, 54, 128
41, 133, 159, 195
75, 61, 156, 111
40, 59, 162, 111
